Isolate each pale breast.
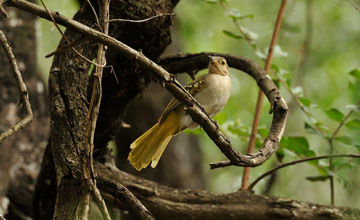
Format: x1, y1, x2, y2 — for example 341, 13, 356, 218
179, 74, 231, 129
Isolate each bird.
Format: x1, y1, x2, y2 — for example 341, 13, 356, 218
128, 56, 231, 171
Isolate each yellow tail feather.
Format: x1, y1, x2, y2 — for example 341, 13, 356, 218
128, 112, 180, 171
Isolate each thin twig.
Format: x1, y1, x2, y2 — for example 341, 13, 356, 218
218, 1, 255, 47
241, 0, 288, 190
39, 0, 104, 67
97, 175, 155, 220
272, 70, 326, 136
0, 4, 9, 17
105, 13, 175, 24
348, 0, 360, 12
0, 31, 33, 144
85, 0, 102, 31
248, 154, 360, 191
85, 0, 111, 219
45, 37, 86, 58
328, 98, 360, 205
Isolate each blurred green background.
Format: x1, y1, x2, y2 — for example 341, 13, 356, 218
37, 0, 360, 208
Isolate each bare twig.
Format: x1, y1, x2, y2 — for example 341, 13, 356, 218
241, 0, 288, 190
97, 175, 155, 220
39, 0, 104, 67
0, 31, 33, 144
105, 12, 174, 24
248, 154, 360, 191
84, 0, 111, 219
328, 98, 360, 205
272, 69, 326, 136
45, 37, 86, 58
348, 0, 360, 12
85, 0, 102, 31
0, 3, 9, 17
218, 1, 255, 47
6, 0, 287, 168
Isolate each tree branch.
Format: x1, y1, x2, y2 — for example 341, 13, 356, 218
95, 162, 360, 220
0, 30, 33, 144
248, 154, 360, 191
159, 52, 288, 168
4, 0, 287, 168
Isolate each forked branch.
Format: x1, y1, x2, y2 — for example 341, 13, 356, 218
0, 30, 33, 144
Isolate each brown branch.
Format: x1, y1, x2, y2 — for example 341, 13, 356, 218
242, 0, 288, 190
83, 1, 111, 219
95, 162, 360, 220
39, 0, 103, 67
97, 175, 155, 220
106, 12, 175, 24
348, 0, 360, 12
0, 30, 33, 144
160, 52, 288, 168
5, 0, 287, 168
248, 154, 360, 191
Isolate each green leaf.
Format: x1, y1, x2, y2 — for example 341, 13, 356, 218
299, 97, 311, 107
222, 30, 243, 39
255, 49, 266, 59
226, 8, 254, 20
226, 8, 241, 19
304, 122, 317, 134
345, 104, 360, 112
257, 127, 269, 138
306, 175, 330, 182
334, 136, 353, 145
291, 86, 304, 97
272, 45, 288, 58
276, 149, 285, 162
202, 0, 217, 4
324, 108, 344, 122
345, 119, 360, 130
214, 112, 227, 125
286, 136, 316, 157
349, 68, 360, 80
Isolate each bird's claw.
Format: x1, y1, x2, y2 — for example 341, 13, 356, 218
212, 119, 220, 131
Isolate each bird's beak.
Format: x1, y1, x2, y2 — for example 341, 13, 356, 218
209, 55, 216, 61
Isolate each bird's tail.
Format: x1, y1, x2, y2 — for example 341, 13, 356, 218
128, 112, 180, 171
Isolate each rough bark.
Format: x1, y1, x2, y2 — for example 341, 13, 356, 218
35, 0, 192, 219
0, 1, 48, 219
96, 163, 360, 220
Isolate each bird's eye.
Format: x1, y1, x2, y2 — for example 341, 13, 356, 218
221, 61, 225, 65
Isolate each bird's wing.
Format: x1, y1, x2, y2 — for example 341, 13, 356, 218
159, 75, 207, 123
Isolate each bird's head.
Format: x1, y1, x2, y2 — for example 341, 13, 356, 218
208, 56, 229, 76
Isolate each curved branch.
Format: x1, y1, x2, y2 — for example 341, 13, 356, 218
5, 0, 287, 168
95, 163, 360, 220
159, 52, 288, 168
